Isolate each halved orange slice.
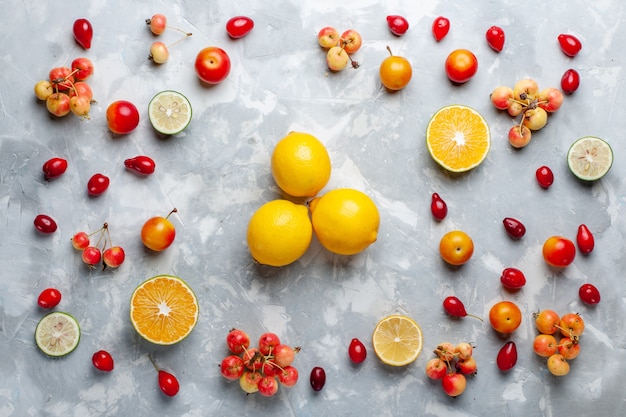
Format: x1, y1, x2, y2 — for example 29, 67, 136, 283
130, 275, 199, 345
426, 105, 491, 172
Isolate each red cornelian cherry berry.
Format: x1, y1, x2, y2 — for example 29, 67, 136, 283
536, 165, 554, 189
37, 288, 62, 308
432, 16, 450, 41
87, 173, 110, 196
579, 283, 600, 305
42, 157, 68, 180
386, 15, 409, 36
73, 18, 93, 49
431, 193, 448, 220
348, 338, 367, 363
310, 366, 326, 391
503, 217, 526, 239
576, 224, 594, 254
34, 214, 57, 234
443, 296, 482, 321
561, 69, 580, 94
226, 16, 254, 39
92, 350, 114, 372
500, 267, 526, 290
558, 34, 582, 57
486, 26, 505, 52
124, 156, 156, 175
496, 341, 517, 371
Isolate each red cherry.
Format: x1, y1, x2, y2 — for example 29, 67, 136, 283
443, 296, 482, 321
73, 18, 93, 49
579, 283, 600, 305
500, 268, 526, 290
535, 165, 554, 189
431, 193, 448, 220
432, 16, 450, 41
561, 69, 580, 94
226, 16, 254, 39
310, 366, 326, 391
124, 156, 156, 175
150, 355, 179, 396
503, 217, 526, 239
37, 288, 62, 308
87, 173, 110, 196
558, 34, 582, 57
348, 338, 367, 363
92, 350, 114, 372
42, 157, 68, 180
576, 224, 594, 254
486, 26, 505, 52
386, 15, 409, 36
34, 214, 57, 234
496, 341, 517, 371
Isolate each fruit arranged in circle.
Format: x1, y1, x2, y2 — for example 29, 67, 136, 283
317, 27, 361, 71
496, 341, 517, 371
489, 301, 522, 334
426, 341, 476, 397
226, 16, 254, 39
579, 283, 600, 305
309, 188, 380, 256
542, 236, 576, 267
442, 296, 482, 321
130, 275, 199, 345
445, 49, 478, 83
348, 338, 367, 363
502, 217, 526, 240
92, 350, 114, 372
534, 310, 584, 376
73, 18, 93, 49
148, 90, 192, 135
247, 199, 312, 266
150, 355, 180, 396
124, 155, 156, 175
535, 165, 554, 189
310, 367, 326, 391
558, 34, 582, 57
386, 15, 409, 36
34, 214, 57, 234
372, 314, 422, 366
35, 311, 81, 357
486, 26, 505, 52
195, 47, 231, 84
270, 131, 331, 198
432, 16, 450, 41
561, 69, 580, 94
106, 100, 140, 134
430, 193, 447, 220
500, 267, 526, 290
72, 223, 125, 270
567, 136, 613, 181
37, 288, 62, 309
379, 46, 412, 91
439, 230, 474, 266
141, 208, 177, 251
87, 173, 110, 196
426, 105, 490, 172
576, 224, 594, 254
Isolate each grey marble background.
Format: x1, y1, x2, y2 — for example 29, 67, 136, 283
1, 0, 625, 416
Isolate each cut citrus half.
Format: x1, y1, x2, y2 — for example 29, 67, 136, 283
35, 311, 81, 357
426, 105, 491, 172
148, 90, 192, 135
130, 275, 199, 345
372, 314, 423, 366
567, 136, 613, 181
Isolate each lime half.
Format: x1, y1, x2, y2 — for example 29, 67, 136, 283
148, 90, 192, 135
35, 311, 81, 357
567, 136, 613, 181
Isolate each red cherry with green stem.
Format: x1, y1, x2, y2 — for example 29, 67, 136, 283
73, 18, 93, 49
579, 283, 600, 305
443, 296, 483, 321
37, 288, 62, 308
486, 26, 505, 52
124, 156, 156, 175
576, 224, 594, 254
92, 350, 114, 372
42, 157, 68, 180
503, 217, 526, 239
535, 165, 554, 189
348, 338, 367, 363
149, 355, 179, 397
558, 34, 582, 57
34, 214, 57, 234
386, 15, 409, 36
431, 193, 448, 220
310, 366, 326, 391
432, 16, 450, 41
496, 341, 517, 371
561, 69, 580, 94
87, 173, 110, 196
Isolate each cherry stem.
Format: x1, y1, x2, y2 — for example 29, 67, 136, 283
148, 354, 161, 372
386, 45, 393, 56
166, 208, 178, 219
466, 313, 484, 322
168, 32, 192, 49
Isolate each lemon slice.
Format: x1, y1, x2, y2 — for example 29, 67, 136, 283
148, 90, 192, 135
35, 312, 81, 357
372, 314, 423, 366
426, 105, 491, 172
130, 275, 199, 345
567, 136, 613, 181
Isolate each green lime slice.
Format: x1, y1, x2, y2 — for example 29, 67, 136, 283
35, 311, 81, 357
567, 136, 613, 181
148, 90, 192, 135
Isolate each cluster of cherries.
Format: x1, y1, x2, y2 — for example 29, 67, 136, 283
145, 13, 192, 64
34, 56, 95, 119
71, 223, 125, 270
220, 329, 300, 397
317, 26, 362, 71
425, 342, 477, 397
533, 310, 585, 376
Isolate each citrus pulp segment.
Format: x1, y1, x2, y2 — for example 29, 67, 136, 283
148, 90, 192, 135
372, 314, 423, 366
567, 136, 613, 181
35, 311, 81, 357
426, 105, 491, 172
130, 275, 199, 345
